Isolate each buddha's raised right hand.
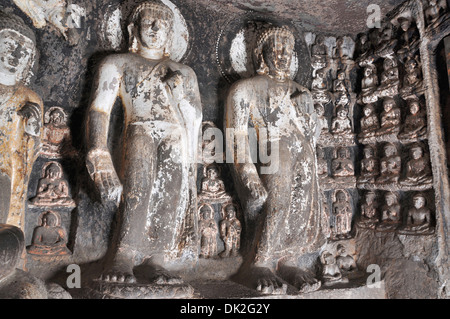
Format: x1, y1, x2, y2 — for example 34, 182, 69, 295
86, 148, 122, 206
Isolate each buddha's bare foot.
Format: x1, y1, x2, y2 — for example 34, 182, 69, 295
99, 259, 136, 284
277, 265, 321, 293
251, 267, 287, 295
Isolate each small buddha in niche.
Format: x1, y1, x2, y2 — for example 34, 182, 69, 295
356, 33, 373, 66
377, 98, 401, 136
332, 147, 354, 178
398, 99, 427, 141
333, 70, 350, 95
312, 69, 331, 104
377, 57, 399, 97
315, 104, 331, 139
360, 64, 378, 103
41, 107, 75, 159
358, 104, 380, 140
198, 164, 229, 201
219, 204, 241, 258
336, 244, 357, 272
399, 193, 434, 235
320, 251, 344, 285
357, 191, 379, 229
332, 190, 352, 240
311, 34, 327, 60
377, 191, 401, 231
199, 204, 218, 259
358, 145, 379, 184
29, 162, 75, 207
400, 144, 433, 187
400, 57, 424, 100
376, 143, 401, 184
331, 106, 353, 137
27, 211, 70, 256
397, 17, 419, 56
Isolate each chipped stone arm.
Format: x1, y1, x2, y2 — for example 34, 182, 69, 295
86, 60, 123, 205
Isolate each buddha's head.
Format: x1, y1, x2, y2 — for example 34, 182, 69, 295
0, 11, 36, 86
410, 144, 424, 160
42, 211, 58, 227
45, 162, 63, 180
365, 191, 376, 205
408, 99, 420, 115
200, 204, 214, 220
383, 98, 396, 112
128, 1, 174, 55
363, 145, 375, 159
256, 26, 295, 80
384, 143, 397, 157
398, 17, 411, 32
363, 104, 375, 117
413, 193, 426, 209
206, 164, 220, 180
385, 192, 398, 206
225, 204, 237, 219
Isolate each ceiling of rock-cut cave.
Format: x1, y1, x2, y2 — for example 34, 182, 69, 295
189, 0, 407, 35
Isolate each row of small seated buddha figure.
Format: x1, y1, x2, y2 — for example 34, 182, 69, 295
357, 190, 434, 235
317, 142, 433, 188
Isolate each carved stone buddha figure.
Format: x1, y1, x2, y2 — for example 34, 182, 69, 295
29, 161, 75, 207
0, 11, 43, 230
225, 26, 325, 294
219, 204, 241, 258
400, 144, 433, 187
377, 57, 399, 98
377, 191, 401, 231
358, 145, 380, 184
377, 98, 401, 136
360, 64, 378, 104
198, 204, 218, 259
357, 191, 379, 229
320, 250, 344, 285
425, 0, 447, 25
400, 57, 424, 100
85, 1, 202, 285
331, 147, 354, 178
331, 105, 353, 137
41, 107, 74, 159
377, 143, 401, 184
399, 193, 434, 235
398, 99, 427, 141
27, 211, 70, 256
331, 190, 352, 240
199, 164, 230, 201
397, 17, 419, 56
358, 104, 380, 140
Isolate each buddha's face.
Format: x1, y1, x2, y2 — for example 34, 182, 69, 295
411, 147, 423, 160
337, 72, 345, 80
50, 110, 64, 125
366, 194, 375, 204
0, 30, 34, 85
384, 58, 394, 69
364, 106, 373, 117
364, 67, 373, 77
226, 207, 236, 219
360, 35, 368, 44
138, 9, 172, 50
429, 0, 437, 6
262, 34, 294, 74
384, 145, 396, 157
315, 105, 324, 116
42, 214, 57, 227
364, 147, 374, 158
207, 167, 219, 179
201, 207, 213, 220
406, 60, 417, 72
400, 19, 411, 32
46, 165, 60, 179
339, 108, 348, 118
336, 191, 346, 202
409, 101, 420, 114
386, 194, 396, 206
413, 196, 425, 209
384, 100, 394, 112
